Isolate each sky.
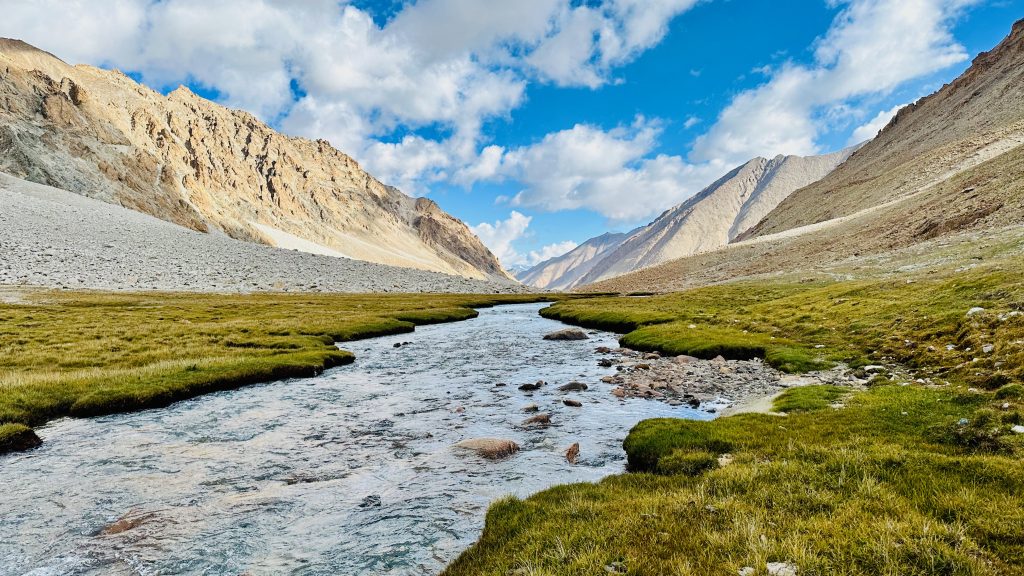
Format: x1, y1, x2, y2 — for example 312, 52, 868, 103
1, 0, 1021, 269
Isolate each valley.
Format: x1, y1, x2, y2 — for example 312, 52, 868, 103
1, 8, 1023, 576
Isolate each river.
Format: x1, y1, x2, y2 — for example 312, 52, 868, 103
0, 303, 710, 575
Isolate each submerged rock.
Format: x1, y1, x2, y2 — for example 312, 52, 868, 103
522, 413, 552, 427
455, 438, 520, 459
522, 404, 540, 413
543, 329, 589, 341
565, 442, 580, 464
100, 511, 155, 536
519, 380, 545, 391
563, 399, 583, 408
558, 382, 589, 392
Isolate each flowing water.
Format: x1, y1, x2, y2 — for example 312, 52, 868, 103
0, 303, 711, 575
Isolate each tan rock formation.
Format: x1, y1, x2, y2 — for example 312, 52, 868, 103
0, 38, 510, 281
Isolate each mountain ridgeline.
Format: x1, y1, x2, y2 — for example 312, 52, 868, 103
585, 18, 1024, 294
0, 39, 510, 281
519, 149, 854, 289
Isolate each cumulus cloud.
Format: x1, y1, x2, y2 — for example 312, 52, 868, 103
848, 103, 906, 144
463, 117, 721, 222
527, 241, 579, 266
469, 214, 578, 268
470, 211, 533, 267
691, 0, 975, 164
0, 0, 702, 191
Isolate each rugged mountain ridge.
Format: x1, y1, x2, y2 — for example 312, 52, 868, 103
515, 232, 631, 290
585, 19, 1024, 294
520, 149, 851, 289
739, 18, 1024, 240
0, 38, 509, 281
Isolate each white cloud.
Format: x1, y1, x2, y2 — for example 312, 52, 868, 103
683, 116, 701, 129
470, 211, 533, 267
848, 103, 906, 144
691, 0, 975, 165
527, 241, 579, 265
0, 0, 702, 193
489, 117, 723, 222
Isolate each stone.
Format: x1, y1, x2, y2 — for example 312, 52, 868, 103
983, 344, 995, 354
563, 399, 583, 407
558, 382, 589, 392
767, 562, 798, 576
738, 568, 755, 576
100, 511, 155, 535
611, 387, 626, 398
673, 355, 699, 365
359, 495, 382, 508
455, 438, 521, 459
598, 358, 615, 367
522, 404, 539, 413
518, 380, 545, 391
1011, 425, 1024, 434
565, 442, 580, 464
543, 329, 589, 341
967, 307, 986, 317
522, 414, 552, 426
595, 346, 612, 354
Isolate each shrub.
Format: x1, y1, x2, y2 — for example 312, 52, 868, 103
994, 383, 1024, 400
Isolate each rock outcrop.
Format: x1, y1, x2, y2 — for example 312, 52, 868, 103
0, 38, 509, 281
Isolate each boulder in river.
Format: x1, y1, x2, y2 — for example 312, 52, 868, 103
522, 413, 552, 427
519, 380, 545, 391
543, 329, 589, 341
522, 404, 539, 413
558, 382, 589, 392
565, 442, 580, 464
455, 438, 520, 459
100, 510, 156, 536
563, 399, 583, 407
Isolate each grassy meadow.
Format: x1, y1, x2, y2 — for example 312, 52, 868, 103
0, 290, 547, 451
447, 254, 1024, 575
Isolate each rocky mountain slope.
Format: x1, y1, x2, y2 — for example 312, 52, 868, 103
585, 19, 1024, 294
739, 18, 1024, 240
0, 39, 509, 281
515, 232, 631, 290
520, 149, 851, 289
0, 171, 524, 294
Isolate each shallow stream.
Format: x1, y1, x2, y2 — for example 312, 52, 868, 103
0, 303, 708, 575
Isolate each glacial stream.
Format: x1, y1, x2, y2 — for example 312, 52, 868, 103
0, 303, 710, 575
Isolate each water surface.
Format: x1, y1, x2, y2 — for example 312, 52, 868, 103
0, 303, 707, 575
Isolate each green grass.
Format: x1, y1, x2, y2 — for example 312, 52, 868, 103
446, 259, 1024, 575
0, 290, 549, 451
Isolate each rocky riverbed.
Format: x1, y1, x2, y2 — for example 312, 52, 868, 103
594, 347, 864, 411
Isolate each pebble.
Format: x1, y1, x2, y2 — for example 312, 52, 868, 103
767, 562, 799, 576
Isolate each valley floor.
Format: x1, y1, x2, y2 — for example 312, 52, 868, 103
446, 236, 1024, 575
0, 290, 546, 451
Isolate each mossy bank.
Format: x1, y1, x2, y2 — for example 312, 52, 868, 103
0, 290, 549, 453
447, 258, 1024, 575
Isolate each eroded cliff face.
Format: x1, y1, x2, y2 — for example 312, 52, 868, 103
0, 38, 509, 281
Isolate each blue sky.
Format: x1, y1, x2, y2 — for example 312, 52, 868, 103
2, 0, 1021, 268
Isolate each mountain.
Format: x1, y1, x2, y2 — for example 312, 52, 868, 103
738, 18, 1024, 241
516, 232, 632, 290
578, 149, 855, 285
584, 19, 1024, 294
0, 39, 509, 281
520, 149, 852, 290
